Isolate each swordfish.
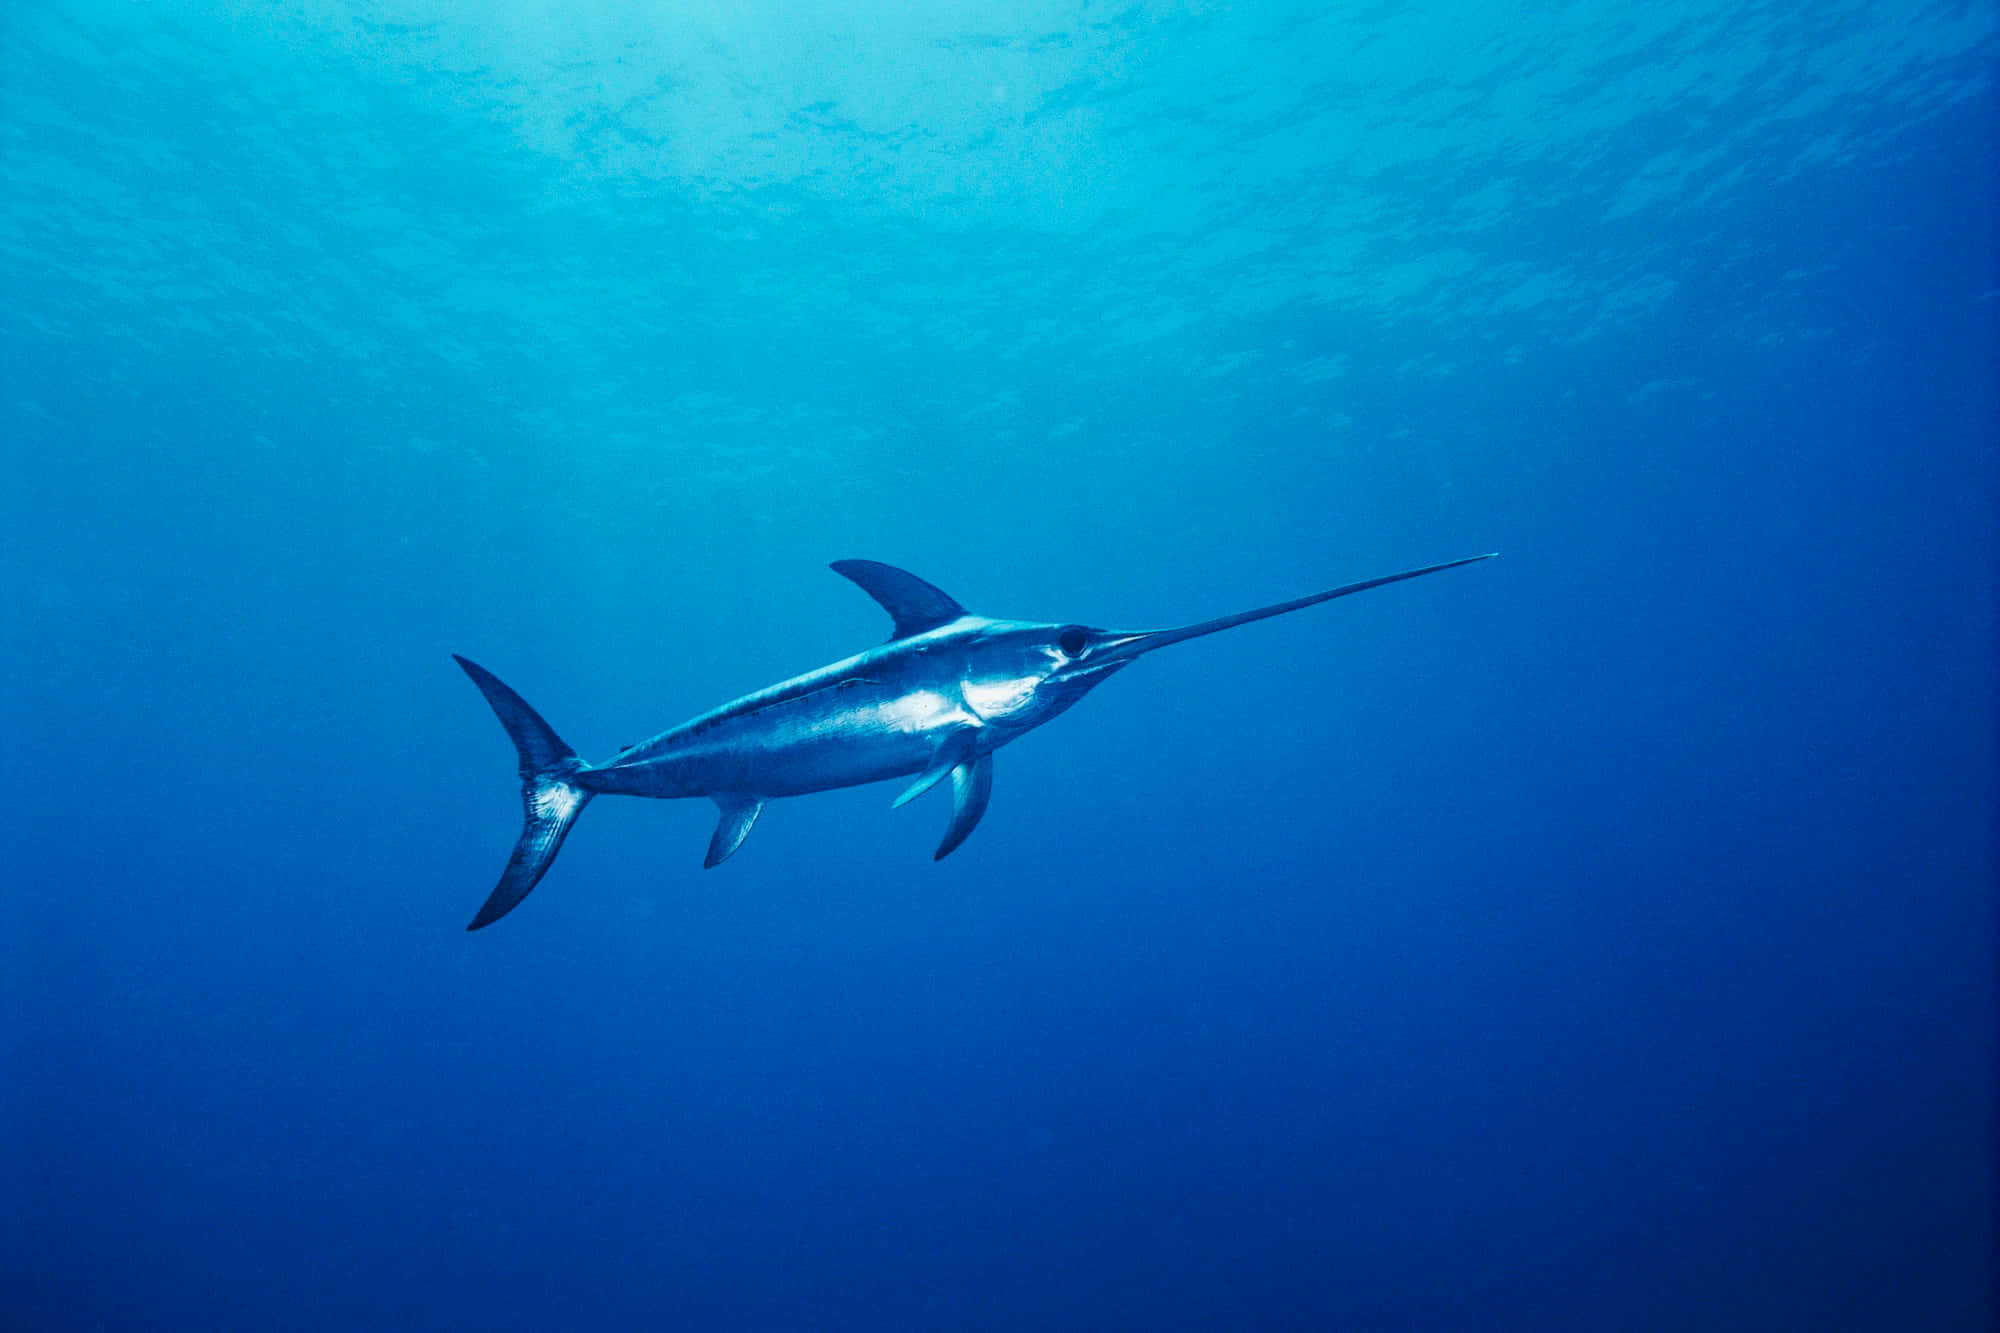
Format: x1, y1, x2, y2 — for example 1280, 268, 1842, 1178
454, 553, 1493, 929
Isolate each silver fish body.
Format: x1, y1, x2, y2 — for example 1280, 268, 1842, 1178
582, 617, 1092, 800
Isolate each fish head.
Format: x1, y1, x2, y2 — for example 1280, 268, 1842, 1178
953, 620, 1142, 734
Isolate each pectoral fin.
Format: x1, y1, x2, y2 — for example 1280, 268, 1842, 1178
934, 755, 992, 861
705, 795, 765, 869
891, 730, 977, 809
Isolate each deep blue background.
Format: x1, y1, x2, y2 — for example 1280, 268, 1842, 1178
4, 4, 1994, 1329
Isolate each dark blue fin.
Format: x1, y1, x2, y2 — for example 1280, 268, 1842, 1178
892, 729, 978, 808
454, 655, 592, 930
830, 560, 966, 639
704, 795, 764, 869
934, 754, 992, 861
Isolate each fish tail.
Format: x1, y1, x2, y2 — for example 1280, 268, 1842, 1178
452, 655, 592, 930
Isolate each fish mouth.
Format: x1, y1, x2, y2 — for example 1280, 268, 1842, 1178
1071, 553, 1498, 670
1066, 631, 1155, 671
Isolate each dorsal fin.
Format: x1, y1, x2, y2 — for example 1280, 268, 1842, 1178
830, 560, 967, 639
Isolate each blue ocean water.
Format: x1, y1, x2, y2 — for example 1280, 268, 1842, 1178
4, 2, 1995, 1328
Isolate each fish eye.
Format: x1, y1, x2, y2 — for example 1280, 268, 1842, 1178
1057, 626, 1090, 657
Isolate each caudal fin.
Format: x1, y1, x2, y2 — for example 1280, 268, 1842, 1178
453, 655, 592, 931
